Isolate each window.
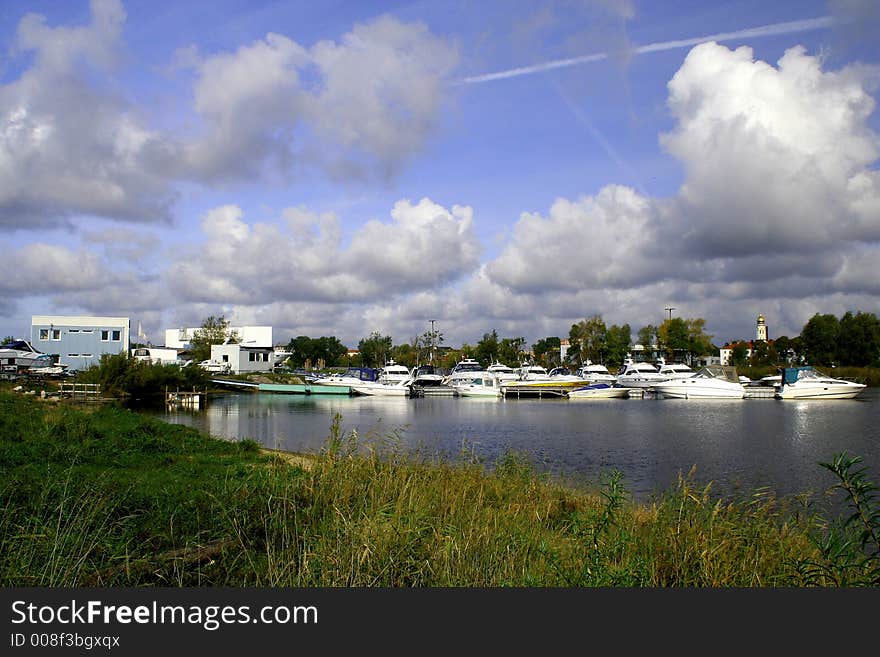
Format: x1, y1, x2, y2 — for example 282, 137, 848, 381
101, 330, 109, 341
51, 329, 61, 341
68, 353, 79, 357
39, 329, 49, 340
222, 355, 229, 362
69, 329, 80, 333
81, 329, 93, 334
249, 352, 256, 362
111, 330, 121, 341
81, 353, 92, 358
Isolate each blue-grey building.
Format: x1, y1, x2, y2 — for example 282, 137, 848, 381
31, 315, 130, 370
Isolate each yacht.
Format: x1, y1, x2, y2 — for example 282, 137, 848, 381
313, 367, 378, 387
350, 378, 412, 396
655, 359, 696, 380
442, 357, 486, 386
515, 363, 550, 380
376, 359, 412, 385
486, 361, 520, 383
651, 365, 745, 399
775, 367, 866, 400
409, 364, 444, 387
575, 361, 617, 383
566, 383, 631, 399
455, 373, 503, 398
615, 357, 665, 388
0, 340, 58, 370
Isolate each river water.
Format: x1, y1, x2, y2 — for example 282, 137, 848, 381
145, 388, 880, 507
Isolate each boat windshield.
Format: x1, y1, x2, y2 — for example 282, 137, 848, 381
453, 361, 484, 373
695, 366, 740, 383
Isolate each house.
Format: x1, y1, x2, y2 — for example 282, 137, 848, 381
131, 346, 180, 365
719, 314, 771, 365
164, 326, 273, 349
31, 315, 130, 369
210, 343, 275, 374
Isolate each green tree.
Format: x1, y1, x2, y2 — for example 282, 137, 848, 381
604, 324, 631, 368
474, 330, 500, 366
416, 327, 444, 364
637, 325, 657, 353
685, 318, 714, 363
358, 331, 393, 367
774, 335, 793, 364
730, 342, 750, 367
189, 315, 239, 363
750, 340, 776, 366
801, 313, 840, 366
658, 318, 689, 361
531, 337, 561, 368
391, 342, 418, 368
1, 336, 15, 345
568, 315, 606, 365
498, 337, 526, 367
837, 311, 880, 367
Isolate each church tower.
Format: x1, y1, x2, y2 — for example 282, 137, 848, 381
756, 314, 768, 342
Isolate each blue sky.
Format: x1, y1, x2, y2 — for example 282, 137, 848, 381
2, 0, 879, 350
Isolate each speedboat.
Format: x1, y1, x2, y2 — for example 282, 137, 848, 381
615, 357, 665, 388
486, 361, 520, 383
442, 357, 487, 386
0, 340, 60, 370
503, 363, 587, 392
350, 378, 412, 396
655, 360, 696, 380
455, 373, 503, 398
651, 365, 745, 399
775, 367, 866, 400
376, 360, 411, 385
575, 361, 617, 383
313, 366, 378, 387
566, 383, 631, 399
409, 364, 444, 387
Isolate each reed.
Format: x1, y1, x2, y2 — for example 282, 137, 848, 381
0, 393, 874, 586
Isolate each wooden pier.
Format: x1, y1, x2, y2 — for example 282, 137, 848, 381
166, 388, 205, 408
59, 382, 102, 399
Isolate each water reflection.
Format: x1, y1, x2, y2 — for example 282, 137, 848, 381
146, 389, 880, 506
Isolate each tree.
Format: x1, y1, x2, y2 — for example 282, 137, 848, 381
773, 335, 793, 364
531, 337, 561, 368
658, 318, 689, 361
604, 324, 631, 367
189, 315, 239, 363
285, 335, 347, 368
391, 342, 418, 368
801, 313, 840, 366
750, 340, 776, 366
637, 325, 657, 355
837, 311, 880, 367
730, 342, 750, 367
1, 336, 15, 345
358, 332, 393, 367
568, 315, 606, 365
498, 337, 526, 367
685, 318, 714, 363
474, 330, 500, 366
416, 327, 444, 364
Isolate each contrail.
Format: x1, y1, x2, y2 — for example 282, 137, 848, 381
459, 16, 834, 84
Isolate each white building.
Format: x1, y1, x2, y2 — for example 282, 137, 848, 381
131, 346, 180, 365
31, 316, 130, 369
210, 344, 275, 374
165, 326, 273, 349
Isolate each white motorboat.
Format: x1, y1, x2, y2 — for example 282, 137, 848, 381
566, 383, 631, 399
516, 363, 550, 380
0, 340, 57, 370
442, 357, 487, 386
350, 378, 412, 396
486, 361, 520, 383
655, 360, 696, 380
455, 373, 503, 398
775, 367, 866, 400
313, 367, 379, 387
651, 365, 745, 399
409, 364, 444, 387
376, 360, 411, 385
575, 361, 617, 383
615, 357, 665, 388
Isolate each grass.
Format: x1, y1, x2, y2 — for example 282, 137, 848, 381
0, 393, 877, 587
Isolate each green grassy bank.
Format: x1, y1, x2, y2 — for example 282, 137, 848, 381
1, 393, 877, 586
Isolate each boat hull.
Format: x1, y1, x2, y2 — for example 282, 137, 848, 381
350, 383, 411, 396
566, 386, 631, 399
775, 384, 866, 400
652, 384, 744, 399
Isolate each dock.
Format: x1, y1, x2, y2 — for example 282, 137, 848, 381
501, 385, 568, 399
166, 388, 204, 408
743, 386, 778, 399
210, 379, 353, 395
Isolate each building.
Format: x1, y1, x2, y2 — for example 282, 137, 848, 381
31, 316, 130, 369
164, 326, 273, 349
210, 344, 275, 374
131, 346, 181, 365
719, 314, 771, 365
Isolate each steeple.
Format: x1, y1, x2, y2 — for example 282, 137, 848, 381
756, 314, 768, 342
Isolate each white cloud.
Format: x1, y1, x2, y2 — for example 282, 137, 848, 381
0, 0, 175, 228
167, 198, 481, 306
660, 42, 880, 256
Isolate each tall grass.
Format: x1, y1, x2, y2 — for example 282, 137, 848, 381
0, 393, 875, 586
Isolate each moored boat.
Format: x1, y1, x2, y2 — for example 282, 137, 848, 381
650, 365, 745, 399
775, 366, 866, 400
566, 383, 631, 399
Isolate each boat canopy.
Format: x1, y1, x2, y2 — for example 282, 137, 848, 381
694, 365, 740, 383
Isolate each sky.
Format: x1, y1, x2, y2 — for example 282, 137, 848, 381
2, 0, 879, 350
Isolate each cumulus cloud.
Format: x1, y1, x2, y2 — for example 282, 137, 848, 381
1, 3, 459, 227
0, 0, 175, 228
174, 15, 459, 183
660, 42, 880, 257
167, 198, 480, 306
